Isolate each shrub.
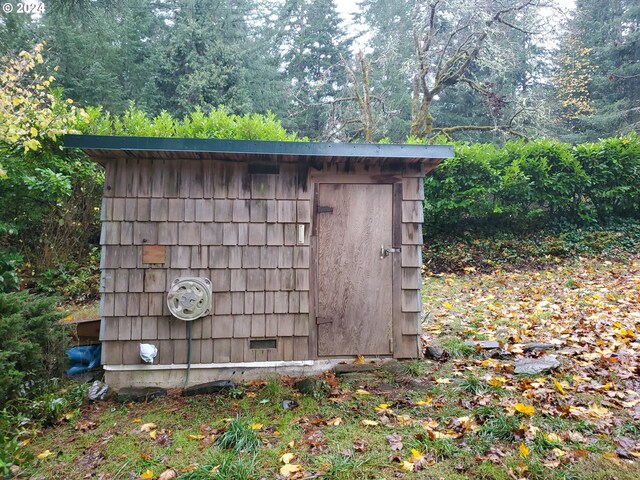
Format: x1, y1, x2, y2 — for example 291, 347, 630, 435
0, 291, 68, 405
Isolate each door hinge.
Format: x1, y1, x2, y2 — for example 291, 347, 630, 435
316, 316, 333, 324
317, 206, 334, 214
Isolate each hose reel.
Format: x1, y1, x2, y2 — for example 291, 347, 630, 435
166, 277, 212, 321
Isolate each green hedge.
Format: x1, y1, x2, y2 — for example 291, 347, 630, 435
424, 134, 640, 235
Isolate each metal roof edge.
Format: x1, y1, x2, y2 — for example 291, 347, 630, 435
63, 134, 454, 159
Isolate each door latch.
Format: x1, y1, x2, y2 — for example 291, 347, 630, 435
380, 244, 401, 259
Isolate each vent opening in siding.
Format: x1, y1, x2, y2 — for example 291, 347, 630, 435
249, 339, 277, 349
248, 164, 280, 175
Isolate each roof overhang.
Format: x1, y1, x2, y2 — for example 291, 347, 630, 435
63, 134, 453, 167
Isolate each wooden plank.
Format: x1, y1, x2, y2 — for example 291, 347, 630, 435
157, 317, 171, 339
316, 183, 393, 356
401, 312, 420, 335
124, 198, 137, 221
158, 223, 178, 245
277, 314, 294, 336
101, 293, 115, 318
148, 293, 164, 316
228, 246, 242, 268
150, 198, 168, 222
294, 314, 309, 336
114, 294, 127, 316
401, 290, 421, 313
293, 336, 309, 360
211, 269, 230, 292
297, 201, 311, 223
246, 269, 265, 291
128, 269, 144, 292
230, 269, 246, 291
201, 315, 212, 338
265, 269, 280, 291
163, 159, 180, 197
202, 162, 214, 198
137, 159, 152, 197
114, 270, 129, 292
260, 246, 279, 268
103, 161, 116, 198
103, 222, 120, 245
278, 200, 297, 223
251, 314, 266, 337
233, 315, 251, 337
179, 223, 201, 246
402, 162, 424, 178
138, 293, 149, 316
402, 223, 423, 245
397, 335, 419, 358
281, 269, 295, 291
401, 245, 422, 267
276, 169, 297, 199
237, 224, 248, 246
215, 200, 233, 222
212, 315, 233, 338
150, 159, 165, 197
137, 198, 150, 221
141, 317, 158, 339
173, 340, 188, 364
278, 247, 293, 268
102, 342, 123, 365
222, 223, 238, 245
281, 337, 294, 361
288, 291, 300, 313
266, 200, 278, 222
101, 197, 112, 221
114, 159, 128, 197
215, 292, 232, 315
120, 222, 133, 245
402, 177, 424, 200
158, 340, 174, 365
230, 339, 244, 362
213, 339, 231, 363
130, 316, 142, 340
102, 317, 118, 341
251, 174, 276, 199
295, 270, 309, 290
209, 246, 229, 269
265, 315, 278, 336
284, 224, 297, 245
244, 292, 254, 314
212, 163, 228, 199
253, 292, 265, 314
274, 292, 289, 314
250, 200, 266, 222
184, 199, 196, 222
402, 200, 424, 223
299, 291, 309, 313
242, 246, 260, 268
392, 181, 403, 359
232, 199, 250, 222
112, 198, 125, 221
180, 162, 197, 198
170, 246, 190, 268
169, 319, 186, 340
264, 292, 274, 314
119, 246, 137, 268
402, 267, 420, 290
143, 245, 166, 264
232, 295, 244, 317
168, 199, 185, 221
200, 339, 214, 364
102, 269, 114, 293
266, 224, 284, 245
195, 199, 214, 222
133, 223, 158, 245
293, 247, 309, 268
189, 339, 202, 364
102, 245, 120, 269
248, 224, 266, 245
191, 246, 208, 269
201, 223, 223, 245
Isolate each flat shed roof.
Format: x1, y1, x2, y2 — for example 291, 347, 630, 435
63, 135, 453, 166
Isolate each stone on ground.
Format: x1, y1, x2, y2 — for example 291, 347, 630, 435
514, 355, 560, 374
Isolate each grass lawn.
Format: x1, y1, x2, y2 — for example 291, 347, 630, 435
17, 256, 640, 479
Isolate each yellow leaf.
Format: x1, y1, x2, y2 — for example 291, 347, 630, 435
37, 449, 53, 459
132, 418, 142, 423
140, 469, 154, 479
416, 397, 432, 406
519, 442, 529, 458
280, 453, 295, 464
552, 378, 566, 395
401, 460, 414, 471
36, 53, 43, 64
279, 464, 302, 477
12, 97, 22, 106
30, 127, 38, 137
410, 449, 425, 462
515, 403, 535, 416
149, 430, 157, 440
354, 355, 365, 364
288, 440, 295, 448
361, 420, 379, 426
250, 423, 263, 430
355, 389, 370, 395
327, 417, 342, 426
140, 422, 157, 432
487, 376, 506, 387
186, 434, 205, 441
435, 378, 451, 384
444, 302, 453, 309
54, 65, 59, 71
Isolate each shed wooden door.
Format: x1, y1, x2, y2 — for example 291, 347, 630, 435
316, 183, 394, 356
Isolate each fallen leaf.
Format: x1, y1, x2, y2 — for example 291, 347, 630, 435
386, 433, 403, 451
519, 443, 529, 458
327, 417, 342, 426
140, 423, 157, 432
132, 418, 142, 423
36, 450, 53, 459
361, 419, 379, 426
250, 423, 263, 430
140, 470, 154, 479
149, 430, 157, 440
186, 434, 205, 441
515, 403, 535, 416
435, 378, 451, 384
279, 463, 302, 477
552, 378, 566, 395
355, 389, 370, 395
444, 302, 453, 309
158, 469, 177, 480
487, 376, 507, 387
401, 460, 414, 471
280, 453, 295, 464
415, 397, 432, 406
354, 355, 365, 364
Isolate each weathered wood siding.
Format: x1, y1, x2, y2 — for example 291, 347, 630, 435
99, 159, 312, 365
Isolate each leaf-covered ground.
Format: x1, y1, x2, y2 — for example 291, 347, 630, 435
19, 256, 640, 479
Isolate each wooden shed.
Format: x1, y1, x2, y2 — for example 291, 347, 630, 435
64, 135, 453, 388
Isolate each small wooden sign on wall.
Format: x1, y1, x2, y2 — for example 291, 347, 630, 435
142, 245, 166, 264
